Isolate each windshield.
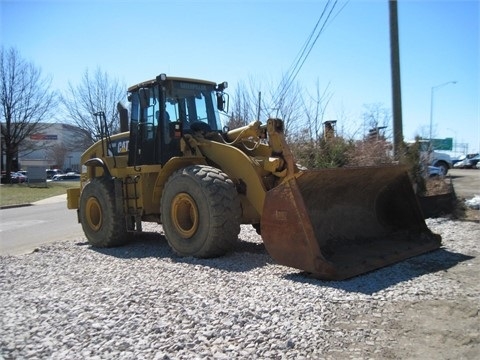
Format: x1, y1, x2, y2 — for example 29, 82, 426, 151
165, 81, 221, 132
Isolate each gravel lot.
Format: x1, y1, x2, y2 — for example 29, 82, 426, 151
1, 218, 479, 359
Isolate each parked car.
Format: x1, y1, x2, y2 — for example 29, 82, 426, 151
52, 172, 81, 181
451, 157, 464, 166
14, 172, 28, 183
46, 169, 63, 179
1, 171, 27, 184
453, 153, 480, 169
408, 140, 453, 175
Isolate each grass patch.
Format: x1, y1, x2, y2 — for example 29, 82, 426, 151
0, 181, 79, 207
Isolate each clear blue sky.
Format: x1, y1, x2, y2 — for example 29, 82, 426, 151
1, 0, 479, 154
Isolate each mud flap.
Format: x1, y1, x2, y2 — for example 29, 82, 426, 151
260, 166, 442, 280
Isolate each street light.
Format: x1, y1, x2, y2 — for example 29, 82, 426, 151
429, 81, 457, 142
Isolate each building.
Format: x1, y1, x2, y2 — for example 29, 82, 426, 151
1, 123, 91, 172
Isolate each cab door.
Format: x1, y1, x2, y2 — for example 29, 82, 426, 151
128, 87, 160, 166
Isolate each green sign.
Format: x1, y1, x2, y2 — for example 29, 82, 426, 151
431, 138, 453, 151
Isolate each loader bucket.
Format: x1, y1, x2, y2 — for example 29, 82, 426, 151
260, 166, 441, 280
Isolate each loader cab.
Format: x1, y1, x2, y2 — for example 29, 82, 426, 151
127, 75, 226, 166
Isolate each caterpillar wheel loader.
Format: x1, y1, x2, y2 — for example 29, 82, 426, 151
67, 73, 441, 280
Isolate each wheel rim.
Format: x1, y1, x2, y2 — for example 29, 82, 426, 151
85, 196, 103, 232
171, 193, 199, 239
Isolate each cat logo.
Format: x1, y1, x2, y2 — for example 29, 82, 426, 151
117, 140, 129, 154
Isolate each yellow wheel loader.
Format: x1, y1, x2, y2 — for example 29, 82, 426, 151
67, 74, 441, 280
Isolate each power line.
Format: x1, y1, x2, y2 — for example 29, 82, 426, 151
278, 0, 334, 99
271, 0, 349, 112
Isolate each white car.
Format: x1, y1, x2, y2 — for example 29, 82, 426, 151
454, 154, 480, 169
407, 140, 452, 175
52, 172, 81, 181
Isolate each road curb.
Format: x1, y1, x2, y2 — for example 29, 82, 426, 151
0, 203, 32, 210
1, 194, 67, 210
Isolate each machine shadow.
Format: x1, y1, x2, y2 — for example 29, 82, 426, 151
283, 248, 474, 295
171, 241, 271, 273
84, 233, 473, 292
85, 232, 272, 273
80, 231, 171, 259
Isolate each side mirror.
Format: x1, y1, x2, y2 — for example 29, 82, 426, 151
217, 92, 229, 113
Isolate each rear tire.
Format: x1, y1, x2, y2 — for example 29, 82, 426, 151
79, 177, 129, 247
161, 165, 241, 258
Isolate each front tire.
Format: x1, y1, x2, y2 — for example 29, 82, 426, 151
435, 161, 449, 175
161, 165, 241, 258
79, 177, 129, 247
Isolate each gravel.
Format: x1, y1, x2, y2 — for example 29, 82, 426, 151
1, 218, 479, 359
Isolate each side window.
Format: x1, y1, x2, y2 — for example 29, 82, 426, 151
142, 89, 159, 140
131, 93, 140, 123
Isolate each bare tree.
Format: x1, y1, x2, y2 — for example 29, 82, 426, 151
226, 79, 254, 130
0, 47, 57, 181
301, 79, 332, 144
270, 79, 304, 137
60, 67, 126, 142
45, 142, 69, 170
348, 103, 393, 166
362, 102, 391, 140
228, 75, 305, 137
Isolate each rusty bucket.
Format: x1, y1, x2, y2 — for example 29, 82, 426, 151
260, 166, 441, 280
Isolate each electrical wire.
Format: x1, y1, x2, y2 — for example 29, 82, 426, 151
271, 0, 349, 111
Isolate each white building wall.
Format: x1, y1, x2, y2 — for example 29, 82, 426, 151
18, 123, 91, 171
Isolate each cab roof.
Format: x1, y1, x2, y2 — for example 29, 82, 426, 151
128, 76, 217, 92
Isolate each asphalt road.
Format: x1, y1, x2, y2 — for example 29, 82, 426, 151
0, 195, 84, 256
449, 168, 480, 199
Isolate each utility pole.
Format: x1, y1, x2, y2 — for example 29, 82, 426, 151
389, 0, 403, 160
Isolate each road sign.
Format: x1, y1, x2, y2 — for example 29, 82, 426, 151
431, 138, 453, 151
